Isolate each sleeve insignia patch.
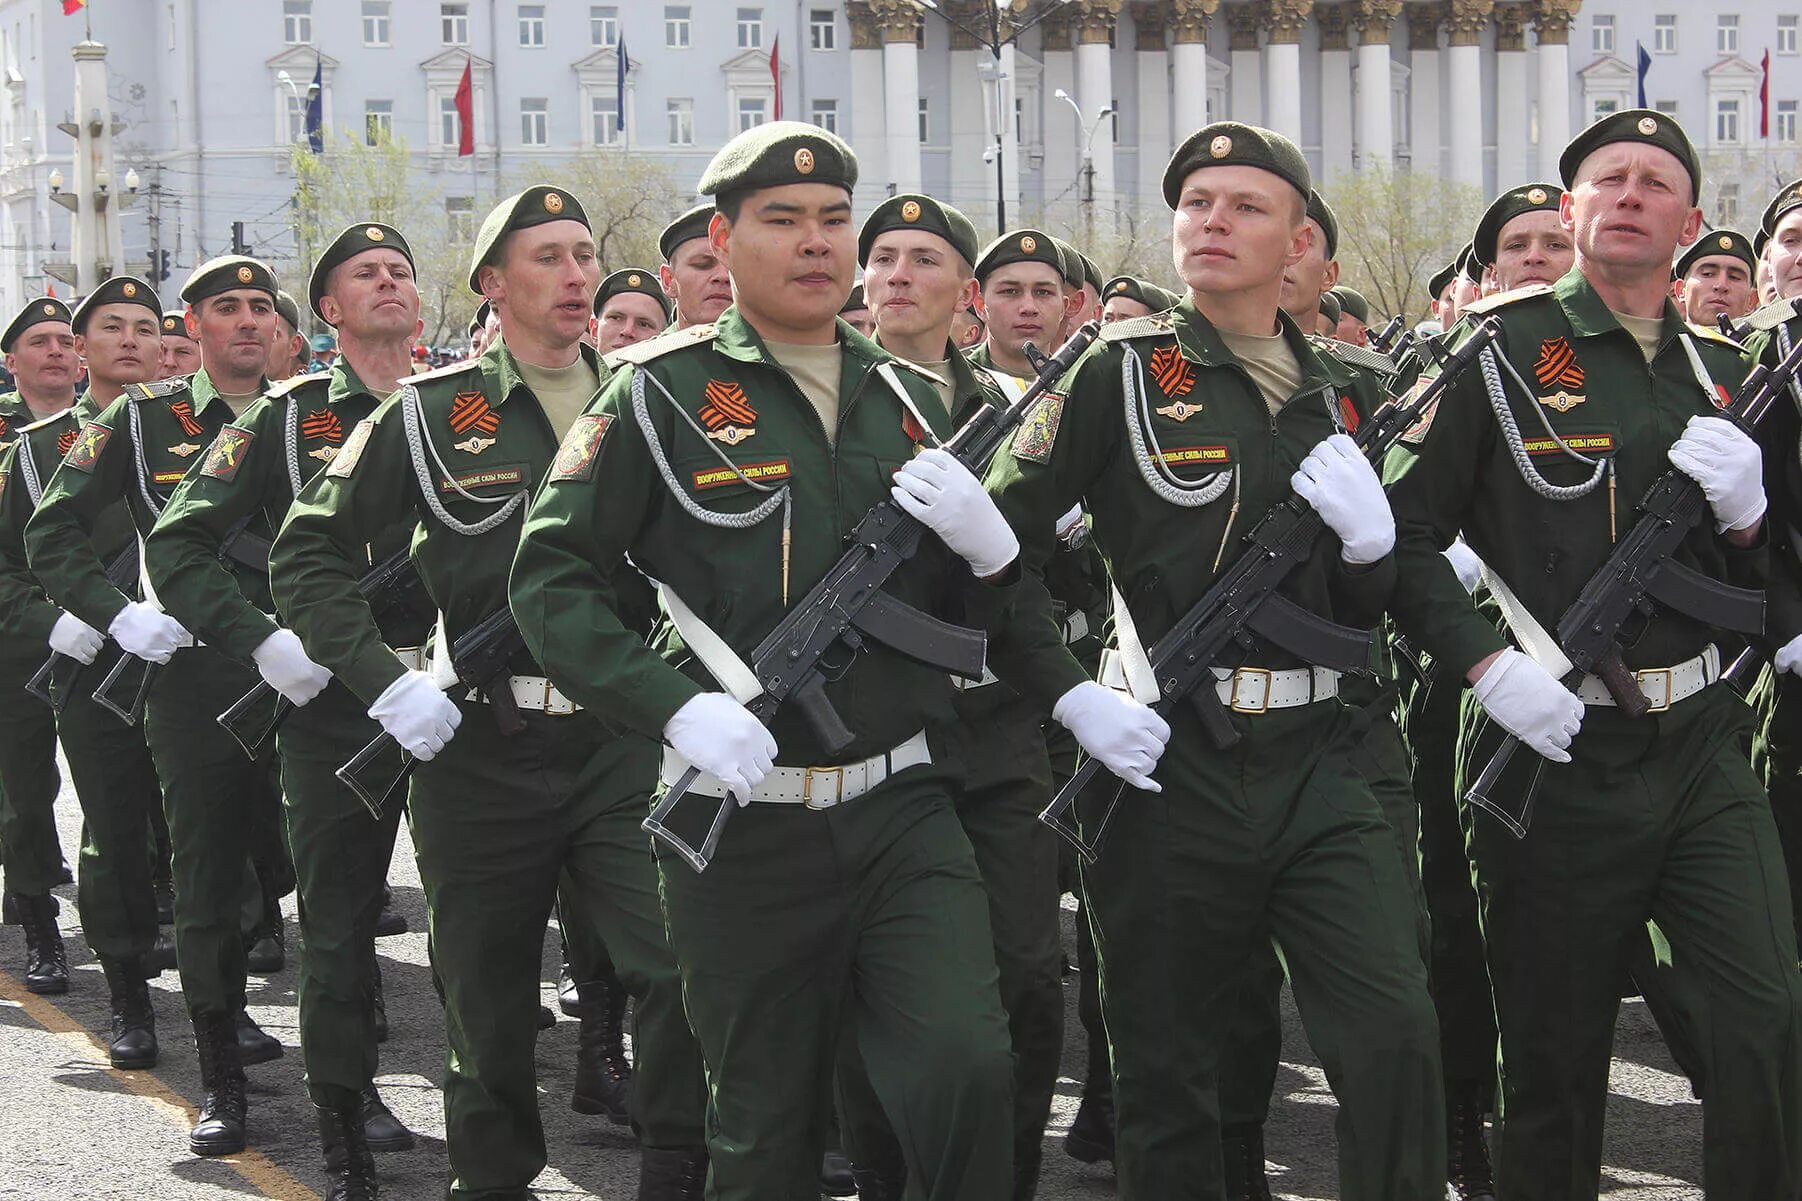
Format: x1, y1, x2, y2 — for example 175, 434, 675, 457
448, 391, 500, 437
1398, 379, 1439, 446
200, 426, 254, 481
326, 418, 374, 479
56, 428, 77, 457
300, 409, 343, 444
549, 413, 614, 483
64, 421, 111, 473
1011, 393, 1066, 464
169, 399, 204, 437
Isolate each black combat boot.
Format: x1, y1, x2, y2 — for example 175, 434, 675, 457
557, 950, 582, 1017
100, 956, 158, 1069
146, 929, 177, 974
1446, 1082, 1497, 1201
1064, 1082, 1114, 1164
15, 892, 68, 994
571, 978, 633, 1123
1221, 1122, 1273, 1201
245, 891, 285, 973
1014, 1133, 1043, 1201
637, 1145, 707, 1200
316, 1090, 379, 1201
235, 1008, 285, 1066
850, 1163, 906, 1201
373, 885, 407, 937
819, 1148, 856, 1197
358, 1084, 414, 1153
190, 1010, 248, 1156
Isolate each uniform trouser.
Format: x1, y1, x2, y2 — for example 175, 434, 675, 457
0, 653, 64, 897
558, 871, 615, 987
1217, 709, 1429, 1130
57, 674, 163, 964
280, 680, 403, 1104
658, 768, 1014, 1201
1461, 684, 1802, 1200
141, 645, 285, 1018
1077, 699, 1443, 1201
1751, 665, 1802, 947
408, 700, 703, 1199
1052, 726, 1113, 1101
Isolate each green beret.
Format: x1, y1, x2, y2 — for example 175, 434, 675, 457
2, 297, 71, 354
593, 267, 671, 321
1330, 285, 1370, 324
697, 120, 857, 202
1102, 275, 1179, 311
1163, 121, 1310, 210
841, 283, 867, 314
1049, 238, 1086, 290
1473, 182, 1562, 267
1077, 252, 1102, 295
467, 185, 590, 295
70, 276, 160, 335
181, 255, 278, 305
1559, 108, 1701, 201
1756, 227, 1772, 259
467, 299, 491, 337
659, 202, 715, 261
1428, 260, 1459, 299
1318, 290, 1342, 326
274, 290, 303, 333
1674, 228, 1757, 280
309, 222, 414, 323
161, 309, 193, 339
858, 193, 980, 268
1306, 189, 1339, 259
1457, 243, 1481, 285
1762, 178, 1802, 237
973, 228, 1068, 284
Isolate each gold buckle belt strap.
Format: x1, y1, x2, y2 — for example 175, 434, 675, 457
660, 730, 931, 809
1574, 644, 1719, 712
391, 646, 427, 673
464, 674, 582, 717
1211, 664, 1340, 713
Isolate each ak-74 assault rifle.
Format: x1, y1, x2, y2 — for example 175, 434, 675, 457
216, 545, 426, 761
643, 322, 1103, 874
1462, 328, 1802, 837
1038, 317, 1504, 863
24, 542, 139, 712
1368, 314, 1406, 355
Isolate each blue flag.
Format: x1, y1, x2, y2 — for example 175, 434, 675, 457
616, 38, 627, 141
1636, 41, 1651, 109
306, 53, 324, 154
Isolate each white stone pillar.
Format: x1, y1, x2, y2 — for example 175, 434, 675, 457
882, 30, 922, 194
1076, 29, 1117, 214
1171, 41, 1208, 135
949, 43, 986, 217
1042, 18, 1079, 210
1445, 1, 1491, 190
1493, 6, 1529, 186
1354, 1, 1399, 168
1533, 2, 1574, 181
1140, 7, 1179, 210
998, 42, 1022, 227
1261, 0, 1311, 146
848, 33, 888, 213
1319, 5, 1354, 181
1406, 3, 1442, 175
1227, 3, 1263, 124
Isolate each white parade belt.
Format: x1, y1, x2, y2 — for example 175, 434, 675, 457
1574, 645, 1719, 711
464, 674, 581, 716
1099, 651, 1340, 712
661, 729, 931, 809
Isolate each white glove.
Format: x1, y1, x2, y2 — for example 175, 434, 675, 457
1290, 433, 1395, 564
1667, 414, 1766, 532
889, 448, 1021, 578
368, 670, 462, 761
1776, 633, 1802, 677
1471, 648, 1583, 764
1442, 537, 1484, 595
663, 692, 777, 807
1052, 680, 1172, 793
251, 628, 332, 707
107, 601, 190, 664
48, 611, 103, 664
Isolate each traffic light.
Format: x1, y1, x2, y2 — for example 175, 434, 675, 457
230, 221, 247, 256
153, 249, 171, 283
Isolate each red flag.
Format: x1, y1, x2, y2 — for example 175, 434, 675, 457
61, 0, 84, 14
770, 35, 782, 121
454, 54, 474, 156
1762, 49, 1772, 139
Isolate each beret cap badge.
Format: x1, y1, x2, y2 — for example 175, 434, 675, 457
41, 302, 54, 314
1720, 234, 1734, 249
901, 200, 921, 221
1526, 187, 1547, 204
1638, 116, 1658, 135
236, 266, 253, 283
122, 282, 137, 297
795, 147, 815, 174
366, 226, 385, 241
1210, 134, 1233, 158
627, 272, 642, 286
1019, 235, 1037, 253
544, 191, 565, 214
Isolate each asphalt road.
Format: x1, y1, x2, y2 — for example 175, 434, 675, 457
0, 748, 1706, 1200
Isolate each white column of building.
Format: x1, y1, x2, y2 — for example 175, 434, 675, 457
1318, 5, 1354, 180
1406, 3, 1442, 175
1170, 0, 1214, 135
998, 41, 1023, 225
1262, 0, 1311, 146
1138, 4, 1177, 208
1493, 4, 1528, 186
948, 27, 987, 215
1075, 3, 1120, 215
1041, 14, 1080, 206
1354, 0, 1399, 168
1534, 0, 1575, 181
847, 4, 889, 214
1445, 0, 1492, 190
879, 2, 923, 194
1227, 3, 1263, 125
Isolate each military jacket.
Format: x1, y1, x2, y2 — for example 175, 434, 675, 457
984, 300, 1393, 709
25, 370, 272, 634
269, 337, 604, 708
0, 391, 32, 452
510, 307, 1004, 766
1738, 297, 1802, 646
1383, 268, 1760, 677
146, 361, 423, 664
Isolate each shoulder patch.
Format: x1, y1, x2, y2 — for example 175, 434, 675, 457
326, 418, 374, 479
884, 357, 949, 387
1311, 336, 1399, 375
17, 407, 72, 434
1098, 313, 1176, 343
123, 377, 189, 402
549, 413, 614, 483
404, 358, 485, 388
1011, 393, 1067, 464
1687, 321, 1744, 349
1462, 283, 1555, 317
604, 323, 718, 368
262, 373, 332, 402
64, 421, 111, 472
199, 426, 254, 481
1747, 297, 1801, 332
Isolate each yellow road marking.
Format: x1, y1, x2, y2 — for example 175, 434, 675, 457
0, 969, 320, 1200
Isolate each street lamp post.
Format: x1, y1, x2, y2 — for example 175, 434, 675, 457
1054, 87, 1113, 246
276, 69, 322, 314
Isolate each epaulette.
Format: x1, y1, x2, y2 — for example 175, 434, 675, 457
605, 323, 718, 367
261, 372, 331, 401
1097, 313, 1176, 342
1687, 321, 1745, 349
1309, 335, 1398, 375
16, 406, 75, 433
122, 377, 190, 402
1461, 282, 1555, 316
884, 356, 948, 387
402, 357, 484, 388
1745, 297, 1800, 332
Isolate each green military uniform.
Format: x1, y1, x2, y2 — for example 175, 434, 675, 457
269, 187, 705, 1198
145, 308, 424, 1119
1385, 252, 1802, 1193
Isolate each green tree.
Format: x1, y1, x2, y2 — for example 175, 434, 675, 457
1323, 165, 1486, 323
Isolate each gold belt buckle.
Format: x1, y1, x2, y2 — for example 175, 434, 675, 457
803, 765, 843, 810
1229, 667, 1272, 714
1635, 666, 1674, 713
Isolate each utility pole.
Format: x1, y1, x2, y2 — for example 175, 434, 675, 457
231, 221, 248, 256
145, 164, 162, 284
48, 38, 136, 291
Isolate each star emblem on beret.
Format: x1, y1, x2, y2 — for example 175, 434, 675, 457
1020, 235, 1037, 253
901, 200, 921, 221
122, 282, 137, 297
366, 226, 385, 241
1720, 234, 1734, 249
795, 147, 816, 174
1527, 187, 1547, 204
41, 302, 54, 315
627, 272, 642, 286
1210, 134, 1232, 158
237, 266, 254, 283
544, 192, 565, 214
1638, 116, 1658, 135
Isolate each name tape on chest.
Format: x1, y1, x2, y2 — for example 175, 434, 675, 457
692, 458, 791, 491
1521, 432, 1614, 457
436, 465, 525, 494
1156, 444, 1232, 468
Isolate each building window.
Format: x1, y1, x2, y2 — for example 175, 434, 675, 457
519, 4, 545, 47
737, 8, 763, 50
365, 99, 393, 145
916, 17, 926, 48
666, 6, 691, 48
1591, 97, 1619, 124
1592, 15, 1614, 55
1781, 99, 1799, 143
520, 98, 548, 145
810, 9, 835, 50
1719, 183, 1740, 226
442, 2, 470, 45
1718, 13, 1739, 55
447, 196, 474, 242
737, 97, 767, 133
592, 94, 620, 145
1654, 14, 1676, 54
1716, 96, 1741, 143
362, 0, 390, 46
439, 95, 462, 146
285, 91, 307, 144
810, 98, 838, 134
918, 97, 929, 143
668, 98, 694, 145
1655, 99, 1679, 118
591, 5, 619, 47
283, 0, 312, 44
1782, 14, 1800, 55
